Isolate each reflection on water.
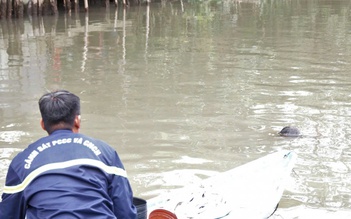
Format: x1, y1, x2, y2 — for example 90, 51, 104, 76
1, 0, 351, 217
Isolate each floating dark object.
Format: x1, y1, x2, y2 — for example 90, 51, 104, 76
278, 126, 300, 137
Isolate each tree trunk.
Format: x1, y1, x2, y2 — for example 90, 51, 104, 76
31, 0, 38, 15
7, 0, 13, 18
14, 0, 25, 18
74, 0, 78, 12
50, 0, 57, 14
37, 0, 43, 15
64, 0, 71, 13
84, 0, 88, 11
0, 0, 7, 19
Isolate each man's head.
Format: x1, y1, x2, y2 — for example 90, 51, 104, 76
278, 126, 300, 137
39, 90, 81, 134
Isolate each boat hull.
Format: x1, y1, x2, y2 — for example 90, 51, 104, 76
147, 150, 297, 219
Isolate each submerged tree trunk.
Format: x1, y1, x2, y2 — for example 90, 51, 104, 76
13, 0, 25, 18
84, 0, 88, 11
74, 0, 78, 12
1, 0, 128, 19
0, 0, 7, 18
38, 0, 44, 15
0, 0, 60, 18
6, 0, 12, 18
31, 0, 38, 15
50, 0, 57, 14
64, 0, 71, 13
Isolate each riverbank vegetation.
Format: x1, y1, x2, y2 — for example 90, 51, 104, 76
0, 0, 152, 19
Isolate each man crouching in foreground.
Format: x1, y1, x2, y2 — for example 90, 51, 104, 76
0, 90, 137, 219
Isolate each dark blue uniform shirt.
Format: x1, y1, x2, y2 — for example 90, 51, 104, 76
0, 129, 137, 219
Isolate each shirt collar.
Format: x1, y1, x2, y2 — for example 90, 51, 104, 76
50, 129, 74, 135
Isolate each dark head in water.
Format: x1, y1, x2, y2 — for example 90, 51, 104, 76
278, 126, 300, 137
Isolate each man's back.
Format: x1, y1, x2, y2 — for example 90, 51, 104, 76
0, 129, 137, 219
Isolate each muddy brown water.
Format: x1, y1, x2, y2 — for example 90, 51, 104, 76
1, 0, 351, 217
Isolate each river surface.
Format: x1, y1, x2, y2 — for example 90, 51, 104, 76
1, 0, 351, 218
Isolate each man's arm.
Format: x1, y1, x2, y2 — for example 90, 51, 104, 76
109, 176, 137, 219
108, 152, 137, 219
0, 166, 27, 219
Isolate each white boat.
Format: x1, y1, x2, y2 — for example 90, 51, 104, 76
147, 150, 297, 219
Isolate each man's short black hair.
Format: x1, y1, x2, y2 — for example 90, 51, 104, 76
39, 90, 80, 134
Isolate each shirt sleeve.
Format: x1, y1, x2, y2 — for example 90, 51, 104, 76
108, 152, 137, 219
0, 166, 27, 219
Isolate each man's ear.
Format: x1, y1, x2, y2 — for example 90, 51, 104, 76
40, 119, 46, 131
73, 115, 81, 133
